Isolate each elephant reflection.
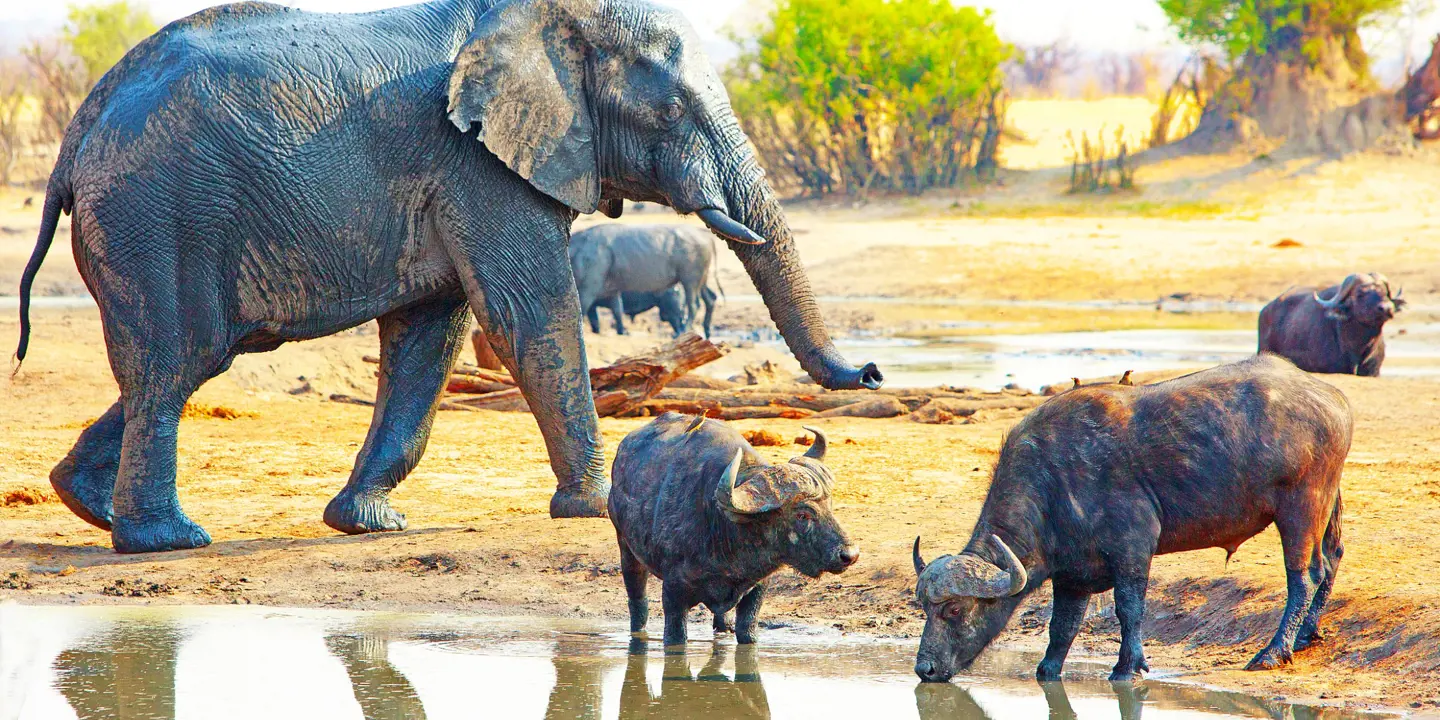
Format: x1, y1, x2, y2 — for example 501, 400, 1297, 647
618, 642, 770, 719
324, 632, 427, 720
53, 621, 182, 720
541, 635, 618, 720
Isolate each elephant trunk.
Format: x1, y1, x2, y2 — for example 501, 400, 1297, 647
718, 155, 882, 391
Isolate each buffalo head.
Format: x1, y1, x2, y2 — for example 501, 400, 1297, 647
912, 535, 1029, 683
715, 427, 859, 578
1313, 273, 1405, 326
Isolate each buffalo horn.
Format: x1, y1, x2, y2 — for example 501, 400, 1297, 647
802, 426, 828, 461
988, 535, 1028, 597
913, 536, 927, 577
715, 449, 747, 511
1314, 274, 1364, 309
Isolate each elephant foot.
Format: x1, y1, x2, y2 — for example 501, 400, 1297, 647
549, 485, 609, 518
324, 490, 408, 535
112, 510, 211, 554
1245, 644, 1293, 671
51, 457, 117, 531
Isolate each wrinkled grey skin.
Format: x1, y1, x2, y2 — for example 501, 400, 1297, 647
570, 224, 720, 337
587, 285, 718, 337
609, 412, 859, 647
1258, 273, 1405, 376
14, 0, 881, 553
913, 355, 1351, 683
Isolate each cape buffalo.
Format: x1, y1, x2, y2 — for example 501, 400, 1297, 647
1258, 272, 1405, 376
610, 413, 859, 647
912, 354, 1351, 682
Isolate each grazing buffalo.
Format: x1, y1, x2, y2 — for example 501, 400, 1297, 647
610, 413, 859, 647
1258, 272, 1405, 376
912, 354, 1351, 683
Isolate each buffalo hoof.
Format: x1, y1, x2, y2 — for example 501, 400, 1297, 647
51, 458, 117, 531
1036, 661, 1064, 681
1245, 645, 1293, 671
1292, 628, 1323, 652
112, 512, 211, 554
1108, 657, 1149, 682
324, 491, 407, 534
549, 486, 609, 519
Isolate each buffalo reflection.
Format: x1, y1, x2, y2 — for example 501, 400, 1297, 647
618, 641, 770, 719
324, 632, 427, 720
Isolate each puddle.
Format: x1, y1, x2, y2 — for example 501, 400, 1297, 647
0, 604, 1392, 719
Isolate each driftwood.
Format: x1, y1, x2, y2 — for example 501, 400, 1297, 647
471, 328, 504, 371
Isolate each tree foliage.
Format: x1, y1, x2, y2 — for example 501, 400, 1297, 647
725, 0, 1011, 196
63, 0, 158, 87
1158, 0, 1400, 66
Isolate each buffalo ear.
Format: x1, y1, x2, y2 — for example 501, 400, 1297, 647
447, 0, 599, 214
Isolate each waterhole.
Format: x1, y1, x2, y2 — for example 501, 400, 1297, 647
0, 604, 1391, 719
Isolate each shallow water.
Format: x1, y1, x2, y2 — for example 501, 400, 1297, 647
0, 604, 1390, 720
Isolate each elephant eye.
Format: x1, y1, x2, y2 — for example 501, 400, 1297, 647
660, 96, 685, 123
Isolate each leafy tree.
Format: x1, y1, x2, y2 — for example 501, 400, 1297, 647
1156, 0, 1403, 149
64, 0, 158, 88
725, 0, 1011, 196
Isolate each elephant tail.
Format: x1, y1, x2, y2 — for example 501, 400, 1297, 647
14, 183, 68, 369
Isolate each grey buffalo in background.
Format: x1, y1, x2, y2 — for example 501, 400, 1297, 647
586, 285, 720, 338
1258, 272, 1405, 376
570, 224, 721, 338
609, 413, 860, 647
912, 354, 1351, 683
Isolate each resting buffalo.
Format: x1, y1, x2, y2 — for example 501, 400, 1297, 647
912, 354, 1351, 683
610, 413, 859, 647
1258, 272, 1405, 376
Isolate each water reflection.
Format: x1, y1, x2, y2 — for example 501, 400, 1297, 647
53, 621, 181, 720
0, 605, 1391, 720
618, 642, 770, 719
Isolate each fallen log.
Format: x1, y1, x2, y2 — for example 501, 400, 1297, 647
446, 388, 530, 412
329, 393, 375, 407
713, 406, 815, 420
446, 375, 514, 394
471, 328, 504, 371
813, 396, 908, 419
668, 374, 739, 390
584, 333, 728, 417
655, 388, 873, 412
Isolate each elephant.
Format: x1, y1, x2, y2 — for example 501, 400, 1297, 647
570, 224, 721, 338
14, 0, 882, 553
586, 285, 720, 338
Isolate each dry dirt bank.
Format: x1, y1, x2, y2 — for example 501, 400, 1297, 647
2, 308, 1439, 714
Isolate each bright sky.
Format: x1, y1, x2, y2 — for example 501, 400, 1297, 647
3, 0, 1439, 74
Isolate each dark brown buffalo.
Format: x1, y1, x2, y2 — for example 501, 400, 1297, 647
610, 413, 859, 647
912, 354, 1351, 683
1258, 272, 1404, 377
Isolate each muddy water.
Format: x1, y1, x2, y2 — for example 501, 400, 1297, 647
0, 604, 1390, 719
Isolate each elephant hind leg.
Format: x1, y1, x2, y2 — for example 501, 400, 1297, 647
325, 296, 470, 535
51, 401, 126, 530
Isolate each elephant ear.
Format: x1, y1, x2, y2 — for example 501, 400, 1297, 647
447, 0, 599, 214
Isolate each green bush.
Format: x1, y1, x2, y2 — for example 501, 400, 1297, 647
725, 0, 1011, 197
64, 0, 158, 88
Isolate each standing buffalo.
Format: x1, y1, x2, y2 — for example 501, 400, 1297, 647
570, 224, 721, 338
912, 354, 1351, 683
1258, 272, 1405, 376
609, 413, 860, 647
14, 0, 881, 553
586, 285, 720, 338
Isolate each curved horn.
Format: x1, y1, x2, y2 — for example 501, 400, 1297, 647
988, 535, 1028, 597
802, 426, 828, 461
714, 449, 745, 511
913, 536, 927, 577
698, 208, 767, 246
1314, 274, 1363, 309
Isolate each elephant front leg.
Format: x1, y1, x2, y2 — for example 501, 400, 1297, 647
444, 217, 608, 519
325, 296, 471, 535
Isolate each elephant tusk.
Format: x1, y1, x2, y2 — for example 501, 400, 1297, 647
698, 208, 767, 245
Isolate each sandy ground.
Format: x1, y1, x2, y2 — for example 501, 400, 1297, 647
3, 102, 1440, 714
